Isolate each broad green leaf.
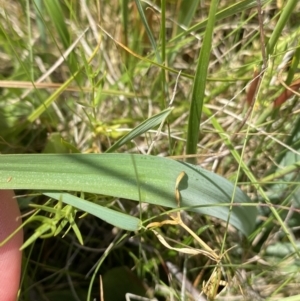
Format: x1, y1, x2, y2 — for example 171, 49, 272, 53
0, 153, 256, 235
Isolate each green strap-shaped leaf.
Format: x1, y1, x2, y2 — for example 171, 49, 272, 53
0, 153, 256, 235
106, 108, 172, 153
186, 0, 219, 158
44, 192, 141, 231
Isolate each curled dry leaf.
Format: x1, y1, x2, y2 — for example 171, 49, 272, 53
150, 229, 217, 260
273, 78, 300, 107
146, 171, 235, 300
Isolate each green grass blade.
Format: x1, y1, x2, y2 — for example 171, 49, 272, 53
32, 0, 46, 47
134, 0, 161, 63
266, 0, 298, 56
44, 192, 141, 231
186, 0, 219, 160
26, 69, 80, 123
170, 0, 270, 43
44, 0, 78, 74
286, 44, 300, 85
26, 35, 100, 123
105, 108, 172, 153
202, 106, 300, 256
44, 0, 70, 48
0, 153, 256, 235
178, 0, 200, 31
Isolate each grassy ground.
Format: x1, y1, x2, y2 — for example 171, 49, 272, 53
1, 0, 300, 300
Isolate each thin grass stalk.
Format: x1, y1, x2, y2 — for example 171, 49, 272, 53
159, 0, 173, 152
121, 0, 129, 66
160, 0, 167, 108
261, 116, 300, 181
26, 0, 34, 81
27, 34, 100, 122
87, 234, 128, 301
160, 0, 166, 65
201, 105, 300, 257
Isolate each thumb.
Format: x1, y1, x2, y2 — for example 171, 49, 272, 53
0, 190, 23, 301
